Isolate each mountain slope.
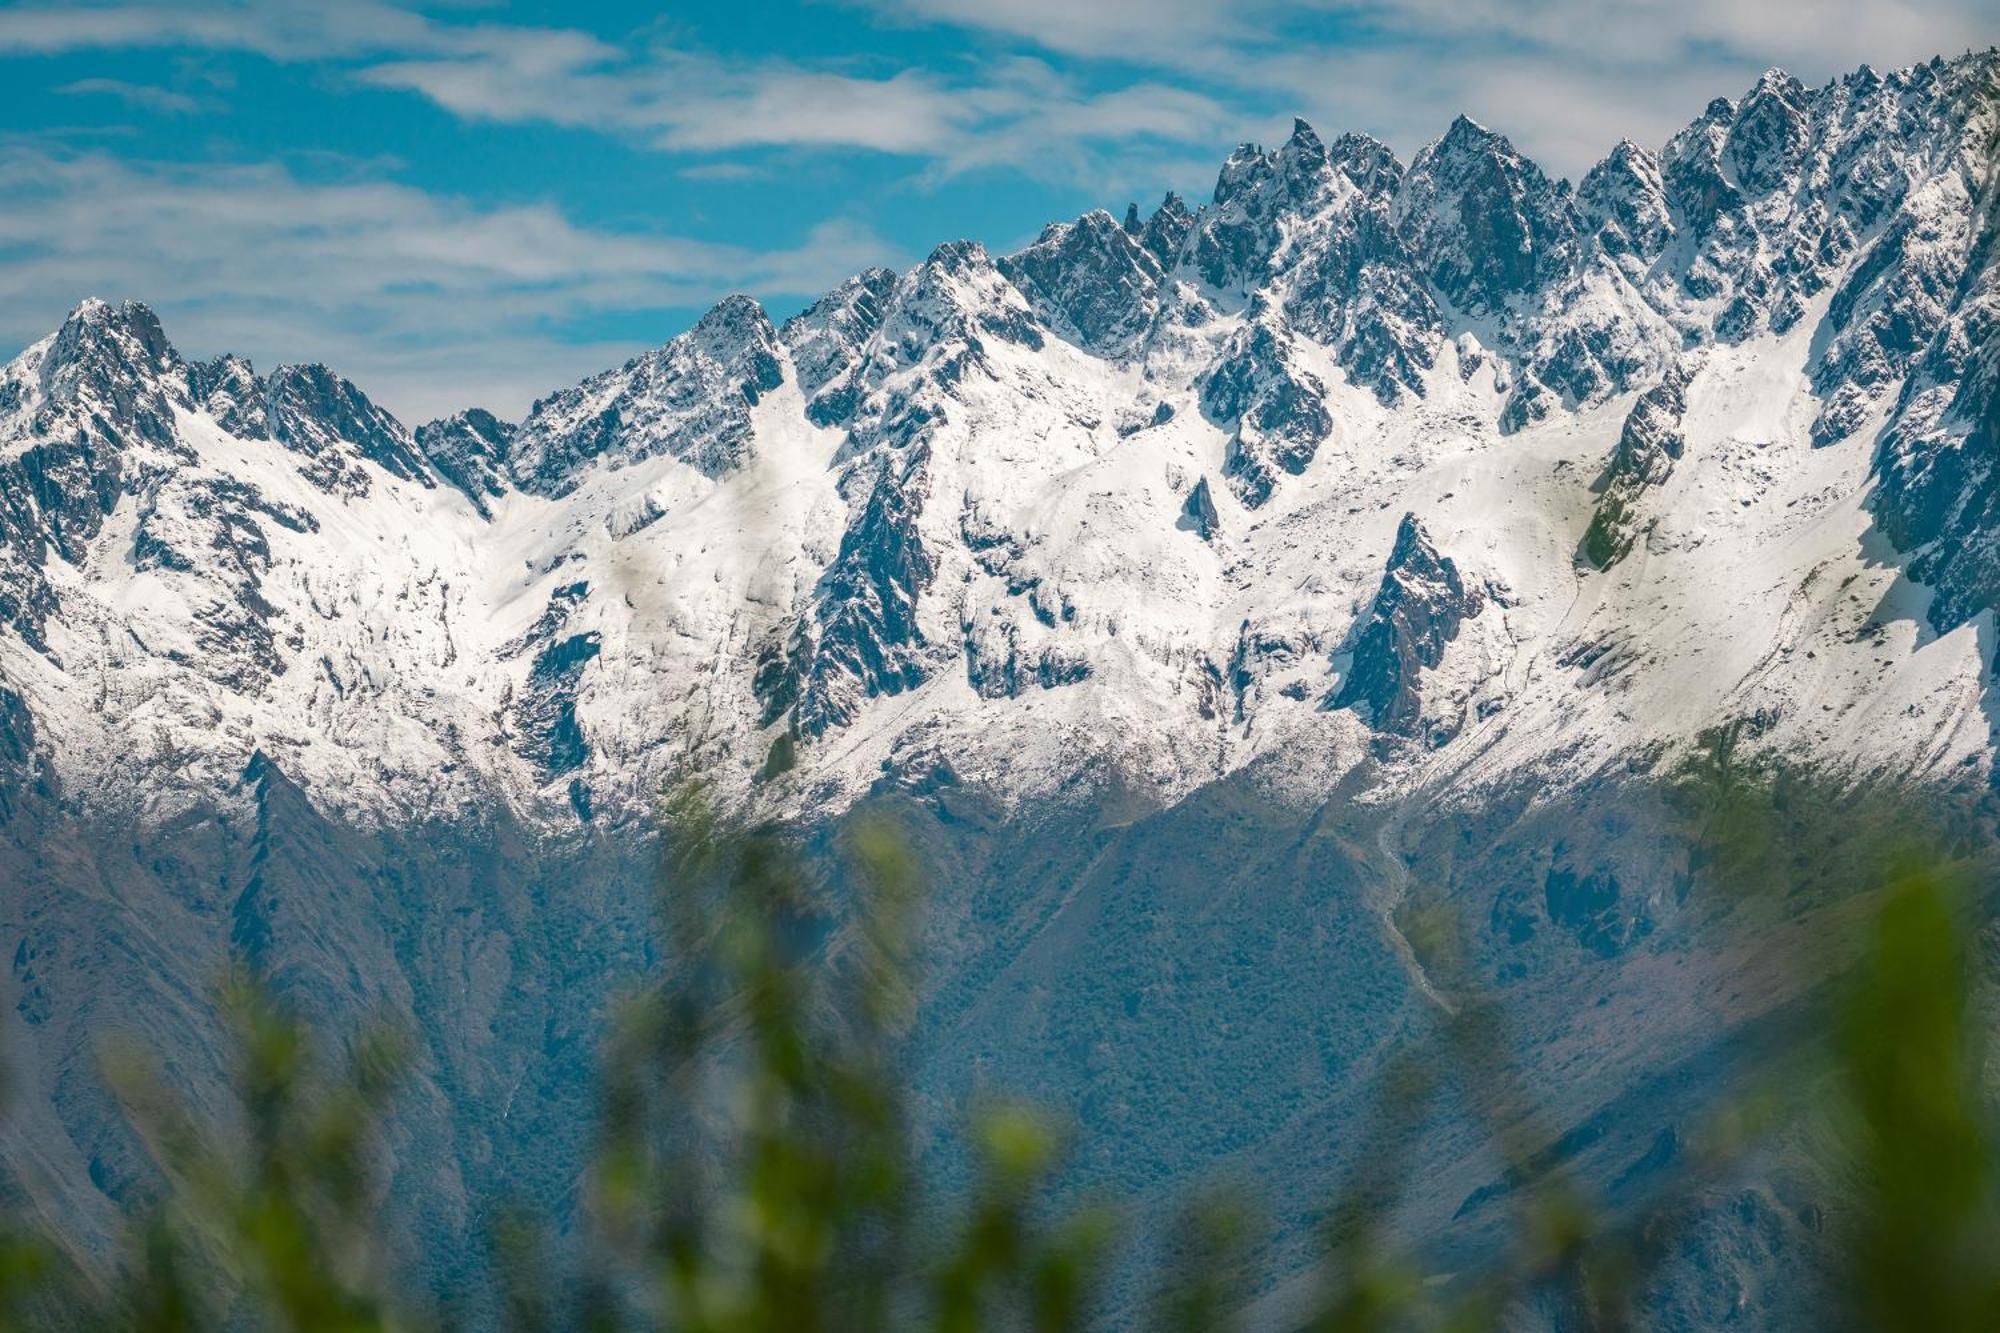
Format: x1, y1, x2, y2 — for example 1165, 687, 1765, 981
1, 50, 1999, 1326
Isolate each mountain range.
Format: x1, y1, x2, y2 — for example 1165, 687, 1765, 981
1, 50, 1997, 1326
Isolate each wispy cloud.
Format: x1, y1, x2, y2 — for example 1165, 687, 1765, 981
0, 1, 1239, 178
854, 0, 1269, 62
0, 147, 902, 422
353, 39, 1251, 180
1287, 0, 1996, 170
1337, 0, 1993, 72
55, 77, 202, 115
356, 54, 971, 155
0, 0, 612, 65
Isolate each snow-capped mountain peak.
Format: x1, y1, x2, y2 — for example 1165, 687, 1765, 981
2, 51, 1999, 830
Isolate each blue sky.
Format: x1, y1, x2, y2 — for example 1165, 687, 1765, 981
1, 0, 1992, 422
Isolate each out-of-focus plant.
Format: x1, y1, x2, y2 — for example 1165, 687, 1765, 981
1145, 1188, 1261, 1333
0, 768, 1997, 1330
564, 784, 1110, 1332
1831, 858, 2000, 1331
92, 973, 418, 1332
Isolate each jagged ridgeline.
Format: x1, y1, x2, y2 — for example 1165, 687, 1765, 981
2, 54, 1996, 818
1, 50, 1999, 1329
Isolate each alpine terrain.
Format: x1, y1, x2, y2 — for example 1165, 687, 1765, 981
2, 50, 1999, 1326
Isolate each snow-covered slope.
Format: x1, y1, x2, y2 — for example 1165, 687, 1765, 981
3, 51, 1998, 832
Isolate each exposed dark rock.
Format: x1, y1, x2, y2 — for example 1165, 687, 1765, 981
509, 295, 785, 494
793, 447, 936, 737
1329, 131, 1404, 196
1810, 206, 1967, 446
1869, 226, 2000, 633
1132, 192, 1194, 265
1398, 116, 1580, 316
1577, 140, 1674, 264
37, 299, 189, 453
1499, 374, 1554, 435
998, 209, 1163, 355
1199, 323, 1332, 508
517, 631, 602, 777
1580, 360, 1698, 569
781, 267, 899, 426
188, 353, 269, 438
1328, 513, 1483, 735
1282, 136, 1444, 406
1179, 476, 1220, 541
1724, 70, 1810, 196
266, 363, 431, 493
963, 614, 1092, 699
0, 300, 193, 651
415, 409, 515, 516
0, 687, 51, 824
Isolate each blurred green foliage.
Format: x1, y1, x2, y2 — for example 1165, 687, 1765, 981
0, 770, 1996, 1330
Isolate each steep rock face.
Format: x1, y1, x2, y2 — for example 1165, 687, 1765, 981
790, 445, 936, 736
962, 608, 1092, 700
1282, 132, 1446, 406
759, 244, 1044, 739
186, 351, 434, 497
187, 353, 269, 438
1186, 120, 1352, 295
1810, 174, 1979, 445
997, 209, 1163, 356
1181, 121, 1444, 406
520, 632, 602, 777
11, 299, 189, 456
1661, 59, 1993, 361
780, 267, 898, 426
1397, 116, 1580, 318
1577, 141, 1675, 270
1179, 476, 1220, 541
1198, 321, 1333, 507
265, 363, 432, 496
414, 409, 514, 517
1870, 210, 2000, 634
130, 472, 320, 687
1579, 359, 1699, 570
508, 294, 785, 494
1328, 514, 1484, 738
0, 685, 50, 823
0, 301, 190, 652
1124, 192, 1195, 265
1854, 56, 2000, 636
869, 241, 1047, 370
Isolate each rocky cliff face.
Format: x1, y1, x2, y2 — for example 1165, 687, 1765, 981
1329, 513, 1485, 739
2, 51, 1999, 1327
508, 295, 786, 494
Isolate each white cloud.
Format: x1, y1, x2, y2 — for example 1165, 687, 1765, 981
356, 53, 976, 155
1343, 0, 1993, 73
55, 77, 202, 115
0, 0, 616, 66
855, 0, 1268, 61
0, 148, 904, 422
